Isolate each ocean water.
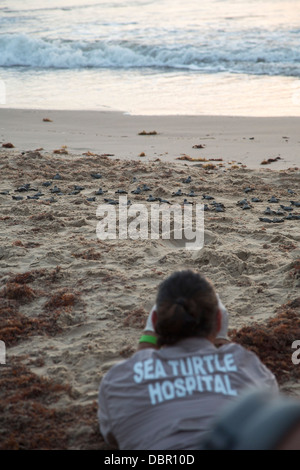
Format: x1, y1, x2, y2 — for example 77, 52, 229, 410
0, 0, 300, 115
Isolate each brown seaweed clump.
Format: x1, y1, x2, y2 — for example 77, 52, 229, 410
0, 358, 104, 450
261, 156, 282, 165
0, 302, 62, 347
290, 259, 300, 279
2, 142, 15, 148
72, 248, 102, 260
123, 307, 148, 329
138, 130, 157, 135
230, 298, 300, 385
8, 266, 63, 285
44, 288, 79, 312
2, 282, 35, 302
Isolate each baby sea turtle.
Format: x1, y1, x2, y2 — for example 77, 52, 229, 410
237, 198, 248, 206
120, 199, 131, 206
15, 183, 31, 192
27, 195, 40, 200
87, 197, 96, 202
104, 198, 119, 205
91, 173, 102, 179
0, 190, 9, 195
45, 197, 57, 203
264, 207, 276, 215
95, 188, 106, 195
183, 199, 193, 205
268, 196, 279, 203
115, 189, 128, 194
53, 173, 62, 180
202, 195, 214, 200
212, 201, 224, 207
286, 214, 300, 220
280, 205, 293, 212
68, 190, 81, 195
51, 186, 61, 194
147, 195, 157, 202
259, 217, 284, 223
288, 189, 295, 194
251, 197, 262, 202
74, 185, 85, 191
211, 201, 225, 212
131, 186, 142, 194
214, 205, 225, 212
187, 190, 197, 197
172, 189, 183, 196
237, 199, 249, 206
12, 195, 24, 200
203, 204, 209, 211
42, 181, 52, 187
142, 184, 151, 191
290, 201, 300, 207
182, 176, 192, 184
244, 187, 254, 193
158, 197, 171, 204
242, 203, 251, 210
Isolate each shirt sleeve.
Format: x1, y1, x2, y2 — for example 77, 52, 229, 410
239, 345, 279, 393
98, 377, 116, 446
223, 343, 279, 394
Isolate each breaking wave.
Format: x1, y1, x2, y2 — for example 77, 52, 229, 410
0, 33, 299, 77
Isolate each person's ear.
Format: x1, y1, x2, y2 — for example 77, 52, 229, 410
216, 309, 222, 333
152, 310, 157, 329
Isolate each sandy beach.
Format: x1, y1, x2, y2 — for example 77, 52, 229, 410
0, 108, 300, 449
1, 109, 300, 169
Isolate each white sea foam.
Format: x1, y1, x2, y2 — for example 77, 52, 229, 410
0, 33, 299, 77
0, 0, 299, 114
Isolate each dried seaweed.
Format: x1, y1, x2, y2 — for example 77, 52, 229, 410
138, 130, 157, 135
123, 307, 147, 328
176, 155, 209, 162
29, 212, 55, 221
44, 288, 79, 312
2, 282, 35, 302
72, 248, 102, 260
230, 298, 300, 384
6, 267, 62, 286
0, 302, 62, 347
2, 142, 14, 148
290, 259, 300, 279
261, 156, 282, 165
0, 358, 104, 450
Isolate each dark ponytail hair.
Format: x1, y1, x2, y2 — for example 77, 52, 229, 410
155, 270, 218, 347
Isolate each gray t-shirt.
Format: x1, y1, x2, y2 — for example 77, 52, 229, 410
98, 338, 278, 450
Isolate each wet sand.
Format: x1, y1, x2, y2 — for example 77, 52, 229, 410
1, 108, 300, 169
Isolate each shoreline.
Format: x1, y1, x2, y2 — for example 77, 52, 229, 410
0, 108, 299, 170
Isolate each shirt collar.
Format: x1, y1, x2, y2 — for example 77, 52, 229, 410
161, 336, 217, 353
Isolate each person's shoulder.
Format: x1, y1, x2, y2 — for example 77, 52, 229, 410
218, 341, 265, 365
220, 342, 277, 383
217, 341, 246, 353
219, 341, 255, 354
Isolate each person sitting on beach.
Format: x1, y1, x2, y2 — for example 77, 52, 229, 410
98, 269, 278, 450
